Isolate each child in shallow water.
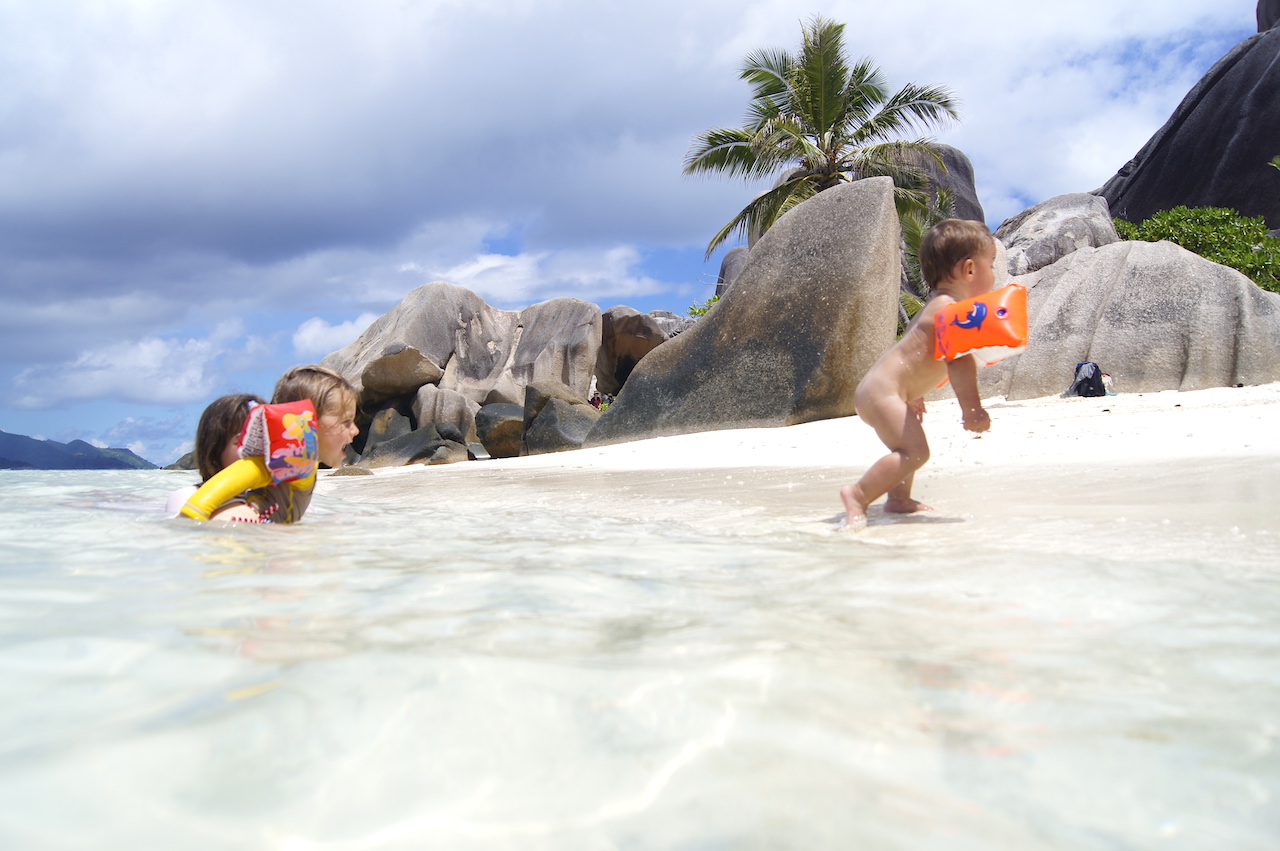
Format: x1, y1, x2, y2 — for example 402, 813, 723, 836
840, 219, 997, 531
178, 366, 359, 524
164, 393, 264, 515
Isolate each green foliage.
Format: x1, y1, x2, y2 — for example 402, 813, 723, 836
1271, 155, 1280, 171
687, 294, 721, 317
684, 16, 958, 258
1114, 206, 1280, 293
897, 291, 924, 338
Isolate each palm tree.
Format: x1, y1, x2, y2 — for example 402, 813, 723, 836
684, 16, 959, 258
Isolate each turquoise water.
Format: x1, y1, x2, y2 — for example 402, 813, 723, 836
0, 469, 1277, 850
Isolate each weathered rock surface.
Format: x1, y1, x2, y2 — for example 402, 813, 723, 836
322, 281, 601, 407
507, 298, 601, 400
361, 402, 414, 455
412, 384, 480, 443
973, 241, 1280, 399
1096, 27, 1280, 229
475, 403, 525, 459
524, 398, 601, 455
586, 177, 901, 446
359, 344, 443, 402
596, 307, 669, 396
521, 381, 586, 431
357, 424, 474, 468
649, 310, 695, 339
166, 452, 196, 471
715, 245, 750, 296
1261, 0, 1280, 32
996, 194, 1119, 276
903, 143, 985, 224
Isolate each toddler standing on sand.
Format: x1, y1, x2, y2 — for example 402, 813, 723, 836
840, 219, 997, 530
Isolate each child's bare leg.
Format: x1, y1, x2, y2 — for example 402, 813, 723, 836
885, 472, 932, 514
842, 395, 930, 525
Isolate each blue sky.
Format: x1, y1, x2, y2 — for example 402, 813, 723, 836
0, 0, 1258, 464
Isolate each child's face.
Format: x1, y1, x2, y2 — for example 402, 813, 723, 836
968, 241, 997, 296
219, 436, 241, 472
316, 398, 359, 468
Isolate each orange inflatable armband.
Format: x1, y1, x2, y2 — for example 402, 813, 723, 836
934, 283, 1028, 366
180, 399, 318, 520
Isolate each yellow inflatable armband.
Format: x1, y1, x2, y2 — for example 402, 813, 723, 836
179, 399, 319, 521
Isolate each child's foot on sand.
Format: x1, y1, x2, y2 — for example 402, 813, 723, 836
839, 513, 867, 533
839, 485, 868, 531
884, 497, 932, 514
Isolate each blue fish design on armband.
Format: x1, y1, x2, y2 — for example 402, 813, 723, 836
951, 302, 987, 330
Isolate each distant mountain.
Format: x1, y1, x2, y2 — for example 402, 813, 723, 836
0, 430, 156, 470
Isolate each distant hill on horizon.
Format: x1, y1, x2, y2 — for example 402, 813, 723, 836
0, 430, 157, 470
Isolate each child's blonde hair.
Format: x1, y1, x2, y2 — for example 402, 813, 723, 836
272, 365, 356, 416
920, 219, 994, 291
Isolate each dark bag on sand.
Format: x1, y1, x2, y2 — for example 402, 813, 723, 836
1062, 361, 1106, 397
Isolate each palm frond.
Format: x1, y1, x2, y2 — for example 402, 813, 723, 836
855, 83, 958, 143
792, 16, 850, 137
841, 58, 889, 127
684, 127, 771, 179
703, 175, 820, 258
684, 16, 964, 254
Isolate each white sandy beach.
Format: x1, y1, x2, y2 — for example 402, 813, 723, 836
319, 383, 1280, 566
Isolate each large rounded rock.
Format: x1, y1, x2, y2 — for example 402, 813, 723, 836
976, 241, 1280, 399
1097, 28, 1280, 229
361, 401, 414, 456
524, 398, 601, 455
413, 384, 479, 443
521, 380, 585, 432
901, 143, 984, 224
475, 403, 525, 459
595, 306, 669, 396
323, 282, 516, 400
715, 245, 750, 296
996, 193, 1119, 276
509, 298, 601, 393
1261, 0, 1279, 32
585, 177, 900, 446
359, 344, 443, 402
356, 425, 473, 469
322, 282, 601, 407
648, 310, 695, 339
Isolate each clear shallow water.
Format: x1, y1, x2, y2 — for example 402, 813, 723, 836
0, 470, 1277, 850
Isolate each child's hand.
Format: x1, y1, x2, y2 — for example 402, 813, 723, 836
909, 398, 926, 422
962, 406, 990, 433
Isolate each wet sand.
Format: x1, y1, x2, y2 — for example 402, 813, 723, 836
319, 383, 1280, 565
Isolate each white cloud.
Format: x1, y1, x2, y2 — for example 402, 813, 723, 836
11, 322, 247, 409
0, 0, 1259, 443
430, 245, 668, 307
292, 313, 380, 357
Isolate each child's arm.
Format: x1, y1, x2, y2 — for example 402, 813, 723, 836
946, 355, 990, 433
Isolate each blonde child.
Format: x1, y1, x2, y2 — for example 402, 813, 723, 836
186, 365, 359, 524
840, 219, 996, 530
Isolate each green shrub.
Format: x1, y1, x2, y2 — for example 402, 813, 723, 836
687, 294, 720, 317
1114, 206, 1280, 293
